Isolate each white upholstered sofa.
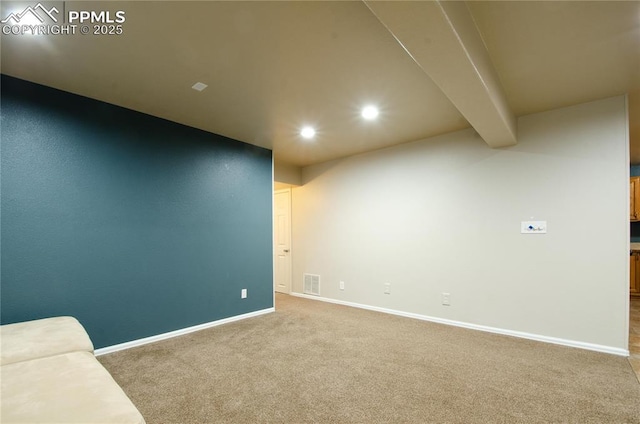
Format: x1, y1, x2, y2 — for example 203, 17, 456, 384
1, 316, 145, 424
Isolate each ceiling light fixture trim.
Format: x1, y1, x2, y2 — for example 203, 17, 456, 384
361, 105, 379, 120
300, 126, 316, 139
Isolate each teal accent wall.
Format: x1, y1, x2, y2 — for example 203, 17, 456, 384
1, 75, 273, 348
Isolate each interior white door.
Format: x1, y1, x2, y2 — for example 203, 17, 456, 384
274, 189, 291, 293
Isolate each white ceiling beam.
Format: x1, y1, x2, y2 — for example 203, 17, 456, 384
365, 0, 517, 148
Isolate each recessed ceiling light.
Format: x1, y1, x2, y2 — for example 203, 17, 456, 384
192, 82, 208, 92
361, 105, 379, 120
300, 126, 316, 139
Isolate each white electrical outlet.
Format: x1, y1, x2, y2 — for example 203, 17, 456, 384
442, 292, 451, 306
384, 283, 391, 294
339, 281, 345, 290
521, 221, 547, 234
241, 289, 247, 299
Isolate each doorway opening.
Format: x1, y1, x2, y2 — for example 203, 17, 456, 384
274, 188, 292, 294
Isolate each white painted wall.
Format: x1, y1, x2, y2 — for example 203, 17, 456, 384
291, 96, 629, 351
274, 160, 302, 186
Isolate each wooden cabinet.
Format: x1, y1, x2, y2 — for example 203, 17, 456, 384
631, 252, 640, 296
631, 177, 640, 221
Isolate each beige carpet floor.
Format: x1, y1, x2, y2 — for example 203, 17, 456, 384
99, 294, 640, 423
629, 297, 640, 379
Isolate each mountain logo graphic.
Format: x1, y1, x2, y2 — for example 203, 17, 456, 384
1, 3, 59, 24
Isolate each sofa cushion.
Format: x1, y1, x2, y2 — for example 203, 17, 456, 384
1, 351, 145, 424
0, 316, 94, 365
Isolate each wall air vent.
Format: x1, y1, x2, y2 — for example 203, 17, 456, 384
303, 273, 320, 296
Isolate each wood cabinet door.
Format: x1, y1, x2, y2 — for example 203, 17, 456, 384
632, 253, 637, 294
632, 253, 640, 296
632, 178, 638, 221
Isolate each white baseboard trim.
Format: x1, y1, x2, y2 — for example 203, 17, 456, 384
290, 292, 629, 357
95, 307, 275, 356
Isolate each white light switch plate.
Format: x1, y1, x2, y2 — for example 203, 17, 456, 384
521, 221, 547, 234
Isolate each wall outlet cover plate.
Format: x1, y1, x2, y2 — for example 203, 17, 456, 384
521, 221, 547, 234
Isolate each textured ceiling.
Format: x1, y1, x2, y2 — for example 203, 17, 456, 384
1, 1, 639, 167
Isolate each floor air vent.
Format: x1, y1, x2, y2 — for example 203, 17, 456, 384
303, 273, 320, 296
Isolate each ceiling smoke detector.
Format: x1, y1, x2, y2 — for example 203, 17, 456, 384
191, 82, 208, 92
